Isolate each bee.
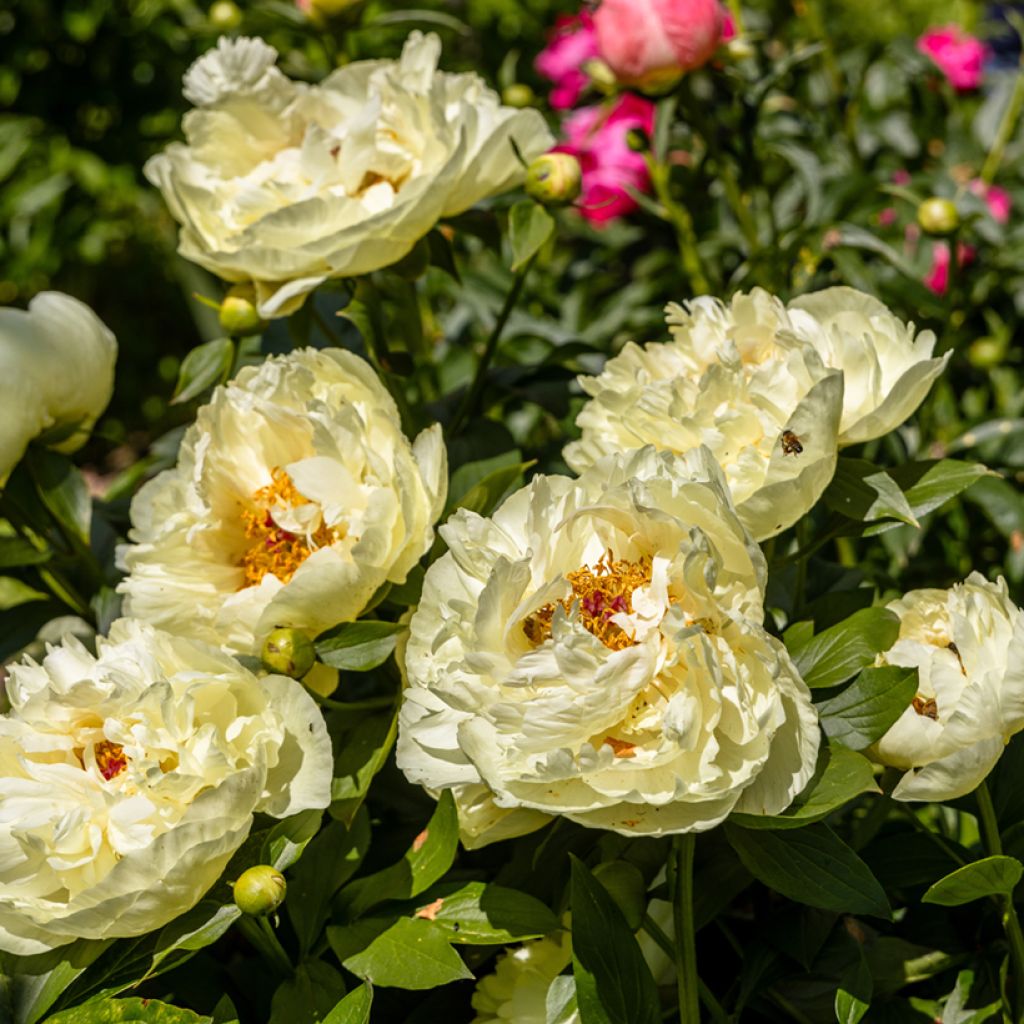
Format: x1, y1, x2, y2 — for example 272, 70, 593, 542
912, 695, 939, 720
781, 430, 804, 456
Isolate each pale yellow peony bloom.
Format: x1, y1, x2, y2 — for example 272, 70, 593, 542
564, 292, 844, 541
144, 32, 553, 318
471, 930, 576, 1024
0, 292, 117, 483
869, 574, 1024, 802
0, 618, 332, 955
118, 348, 446, 655
397, 447, 820, 839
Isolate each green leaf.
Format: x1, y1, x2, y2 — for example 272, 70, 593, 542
883, 459, 991, 524
269, 960, 347, 1024
836, 949, 872, 1024
315, 621, 405, 672
0, 576, 47, 610
337, 791, 459, 920
509, 200, 555, 271
329, 706, 399, 825
825, 457, 918, 527
402, 882, 559, 945
323, 985, 373, 1024
342, 918, 472, 990
446, 456, 533, 519
0, 535, 50, 569
149, 901, 241, 974
922, 856, 1024, 906
569, 856, 660, 1024
730, 745, 880, 829
725, 823, 891, 919
288, 810, 371, 955
817, 666, 919, 751
27, 448, 91, 545
261, 809, 323, 872
45, 999, 211, 1023
171, 338, 233, 404
787, 608, 901, 689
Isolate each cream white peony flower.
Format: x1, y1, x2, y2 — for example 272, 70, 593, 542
787, 287, 949, 446
471, 930, 576, 1024
118, 348, 446, 655
0, 618, 332, 955
397, 446, 820, 838
563, 292, 844, 541
0, 292, 117, 483
144, 32, 553, 318
869, 574, 1024, 802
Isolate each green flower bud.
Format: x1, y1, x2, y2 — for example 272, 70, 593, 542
968, 338, 1005, 370
261, 627, 316, 679
208, 0, 243, 31
393, 237, 431, 280
525, 153, 582, 208
593, 860, 647, 932
917, 197, 960, 237
583, 58, 617, 94
502, 84, 536, 109
219, 284, 266, 337
233, 865, 286, 916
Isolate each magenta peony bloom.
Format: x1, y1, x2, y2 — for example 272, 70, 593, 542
917, 26, 987, 92
535, 12, 600, 111
925, 241, 976, 295
971, 179, 1012, 224
594, 0, 725, 87
555, 94, 656, 225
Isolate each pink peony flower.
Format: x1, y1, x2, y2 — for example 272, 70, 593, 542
917, 26, 987, 92
536, 12, 600, 111
925, 241, 976, 295
594, 0, 725, 87
555, 94, 657, 225
970, 179, 1012, 224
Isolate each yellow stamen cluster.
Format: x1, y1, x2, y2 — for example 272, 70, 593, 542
95, 740, 128, 781
238, 467, 336, 589
523, 551, 652, 652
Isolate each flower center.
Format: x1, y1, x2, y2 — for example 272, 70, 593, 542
238, 467, 337, 589
523, 551, 652, 651
95, 740, 128, 781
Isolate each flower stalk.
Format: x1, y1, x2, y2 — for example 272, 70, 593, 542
670, 834, 701, 1024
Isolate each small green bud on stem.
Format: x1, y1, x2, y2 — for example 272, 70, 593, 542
525, 152, 583, 207
917, 197, 960, 236
261, 627, 316, 679
219, 284, 266, 337
233, 865, 286, 916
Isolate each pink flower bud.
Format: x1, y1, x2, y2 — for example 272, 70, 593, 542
594, 0, 725, 88
917, 26, 987, 92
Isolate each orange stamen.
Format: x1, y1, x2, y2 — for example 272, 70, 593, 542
95, 740, 128, 781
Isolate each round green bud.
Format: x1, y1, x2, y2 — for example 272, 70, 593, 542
261, 627, 316, 679
917, 197, 960, 237
968, 338, 1005, 370
502, 83, 536, 109
233, 865, 286, 916
219, 284, 266, 337
593, 860, 647, 932
584, 58, 617, 94
525, 152, 582, 208
393, 237, 431, 280
209, 0, 243, 30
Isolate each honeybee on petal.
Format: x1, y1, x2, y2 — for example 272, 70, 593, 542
780, 430, 804, 456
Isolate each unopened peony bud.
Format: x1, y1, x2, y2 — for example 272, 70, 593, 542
968, 338, 1005, 369
583, 58, 618, 94
502, 84, 535, 109
219, 285, 266, 336
917, 197, 960, 236
208, 0, 242, 31
525, 153, 582, 207
593, 860, 646, 932
262, 627, 316, 679
233, 865, 286, 916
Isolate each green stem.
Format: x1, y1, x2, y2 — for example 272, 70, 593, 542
310, 692, 396, 713
977, 781, 1024, 1020
238, 915, 293, 977
448, 255, 536, 435
643, 916, 730, 1024
670, 835, 701, 1024
646, 157, 710, 295
981, 66, 1024, 185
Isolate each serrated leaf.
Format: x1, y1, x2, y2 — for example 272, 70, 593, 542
172, 338, 233, 404
787, 608, 901, 689
343, 918, 472, 990
725, 823, 891, 919
570, 857, 660, 1024
337, 791, 458, 919
825, 457, 918, 526
817, 666, 919, 750
315, 621, 405, 672
509, 200, 555, 271
923, 856, 1024, 906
